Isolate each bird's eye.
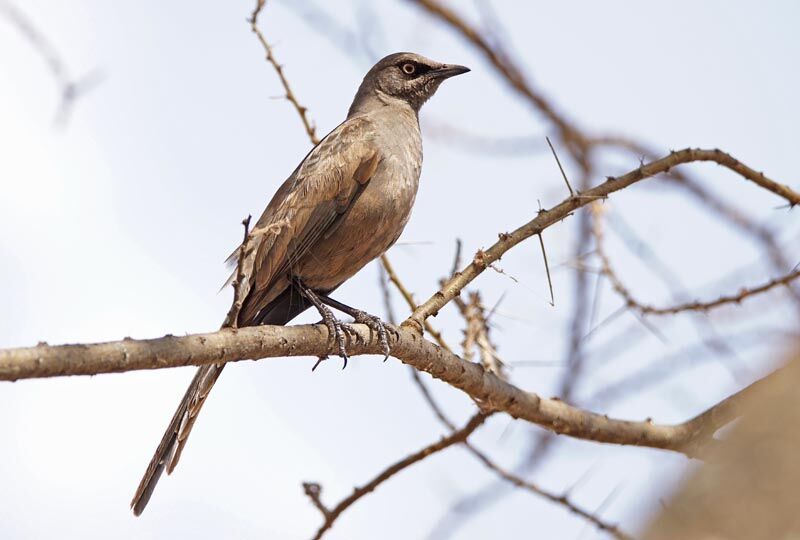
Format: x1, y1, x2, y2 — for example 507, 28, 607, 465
401, 63, 416, 76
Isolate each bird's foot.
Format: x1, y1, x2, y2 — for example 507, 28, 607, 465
349, 310, 393, 361
293, 279, 350, 369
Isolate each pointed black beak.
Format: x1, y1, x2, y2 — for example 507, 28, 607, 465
433, 64, 471, 79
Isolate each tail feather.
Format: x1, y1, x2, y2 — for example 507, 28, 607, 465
130, 363, 223, 516
130, 283, 313, 515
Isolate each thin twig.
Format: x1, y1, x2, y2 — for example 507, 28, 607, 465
408, 357, 633, 540
307, 412, 488, 540
380, 254, 453, 354
538, 233, 555, 306
222, 215, 252, 329
249, 0, 319, 145
456, 291, 506, 378
590, 202, 800, 317
465, 444, 634, 540
593, 135, 800, 311
546, 136, 574, 197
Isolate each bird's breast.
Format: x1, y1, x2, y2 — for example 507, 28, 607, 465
296, 123, 422, 290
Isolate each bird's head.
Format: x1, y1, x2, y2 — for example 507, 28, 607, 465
349, 52, 469, 115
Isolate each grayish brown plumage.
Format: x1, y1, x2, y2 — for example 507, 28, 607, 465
131, 52, 469, 515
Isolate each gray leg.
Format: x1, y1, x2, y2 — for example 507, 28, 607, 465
292, 279, 349, 368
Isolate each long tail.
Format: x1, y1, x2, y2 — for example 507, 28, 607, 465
130, 284, 311, 516
130, 362, 224, 515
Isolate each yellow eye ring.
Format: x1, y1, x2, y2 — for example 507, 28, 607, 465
402, 63, 416, 75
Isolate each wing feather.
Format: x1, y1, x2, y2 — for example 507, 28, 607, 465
232, 116, 381, 325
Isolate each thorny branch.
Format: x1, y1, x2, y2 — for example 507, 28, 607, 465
275, 10, 798, 534
305, 412, 489, 540
465, 445, 633, 540
379, 267, 635, 539
249, 0, 319, 145
396, 9, 796, 531
455, 291, 506, 378
405, 148, 799, 332
591, 203, 800, 317
592, 135, 800, 309
409, 362, 634, 539
380, 254, 453, 354
401, 9, 800, 494
222, 215, 252, 329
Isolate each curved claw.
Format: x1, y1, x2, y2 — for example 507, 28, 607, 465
315, 303, 349, 368
330, 317, 349, 368
312, 356, 327, 371
352, 310, 392, 361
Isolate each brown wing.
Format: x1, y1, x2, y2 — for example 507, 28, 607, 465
234, 116, 381, 325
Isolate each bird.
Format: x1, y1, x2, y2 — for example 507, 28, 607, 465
130, 52, 469, 515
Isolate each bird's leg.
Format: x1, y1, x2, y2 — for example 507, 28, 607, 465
316, 295, 393, 361
292, 279, 349, 368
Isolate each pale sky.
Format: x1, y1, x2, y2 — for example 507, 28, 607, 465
1, 1, 799, 539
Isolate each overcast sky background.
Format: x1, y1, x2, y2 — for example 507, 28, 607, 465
1, 1, 799, 539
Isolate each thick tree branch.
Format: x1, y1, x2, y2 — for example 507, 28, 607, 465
0, 321, 776, 457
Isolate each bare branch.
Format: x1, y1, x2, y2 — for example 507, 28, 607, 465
380, 254, 453, 354
307, 412, 488, 540
593, 135, 800, 308
222, 215, 252, 329
408, 354, 634, 540
591, 203, 800, 316
302, 482, 331, 519
546, 136, 574, 197
249, 0, 319, 145
465, 444, 634, 540
538, 233, 555, 306
405, 148, 799, 331
456, 291, 506, 378
0, 322, 778, 457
